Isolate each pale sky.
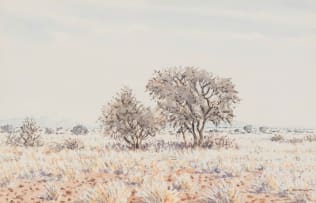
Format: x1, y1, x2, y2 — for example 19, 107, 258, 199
0, 0, 315, 128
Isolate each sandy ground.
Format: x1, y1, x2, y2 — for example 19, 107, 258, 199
0, 132, 315, 203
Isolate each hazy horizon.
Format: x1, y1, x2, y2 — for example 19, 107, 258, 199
1, 0, 315, 128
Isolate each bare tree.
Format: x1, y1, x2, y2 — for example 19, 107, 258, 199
6, 117, 42, 147
100, 87, 159, 150
146, 67, 240, 147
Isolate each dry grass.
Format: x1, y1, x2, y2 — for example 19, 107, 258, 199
0, 132, 315, 202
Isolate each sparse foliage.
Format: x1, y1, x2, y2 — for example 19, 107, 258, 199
100, 87, 159, 150
146, 67, 240, 147
6, 118, 42, 147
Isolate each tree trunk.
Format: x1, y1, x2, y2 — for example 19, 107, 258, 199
193, 133, 198, 148
197, 120, 206, 146
198, 131, 204, 146
181, 131, 187, 146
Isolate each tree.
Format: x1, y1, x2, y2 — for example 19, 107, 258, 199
100, 87, 159, 150
71, 125, 89, 135
243, 125, 253, 133
6, 118, 42, 147
146, 67, 240, 147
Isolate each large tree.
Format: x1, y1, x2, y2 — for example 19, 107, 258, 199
146, 67, 240, 147
100, 87, 159, 150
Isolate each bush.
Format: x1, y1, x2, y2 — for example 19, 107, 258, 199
243, 125, 253, 133
63, 138, 84, 150
6, 118, 42, 147
286, 137, 304, 144
0, 124, 13, 133
201, 134, 238, 149
45, 128, 55, 135
48, 138, 84, 152
270, 134, 284, 142
71, 125, 88, 135
304, 134, 316, 142
259, 126, 269, 134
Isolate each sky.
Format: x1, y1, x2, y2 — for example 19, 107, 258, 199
0, 0, 315, 128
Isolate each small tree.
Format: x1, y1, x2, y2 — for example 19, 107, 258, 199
71, 125, 89, 135
6, 118, 42, 147
146, 67, 240, 147
100, 87, 159, 150
243, 125, 253, 133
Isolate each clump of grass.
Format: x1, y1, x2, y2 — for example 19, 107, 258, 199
289, 193, 310, 203
140, 177, 179, 203
172, 173, 196, 192
79, 181, 130, 203
199, 181, 242, 203
39, 183, 59, 201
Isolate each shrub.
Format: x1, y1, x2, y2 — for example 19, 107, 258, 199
0, 124, 13, 133
45, 128, 55, 134
63, 138, 84, 150
71, 125, 89, 135
201, 134, 238, 149
6, 118, 42, 147
259, 126, 269, 133
270, 134, 284, 142
100, 87, 160, 150
304, 134, 316, 142
243, 125, 253, 133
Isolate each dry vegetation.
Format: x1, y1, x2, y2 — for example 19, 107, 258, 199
0, 67, 314, 202
0, 131, 315, 203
